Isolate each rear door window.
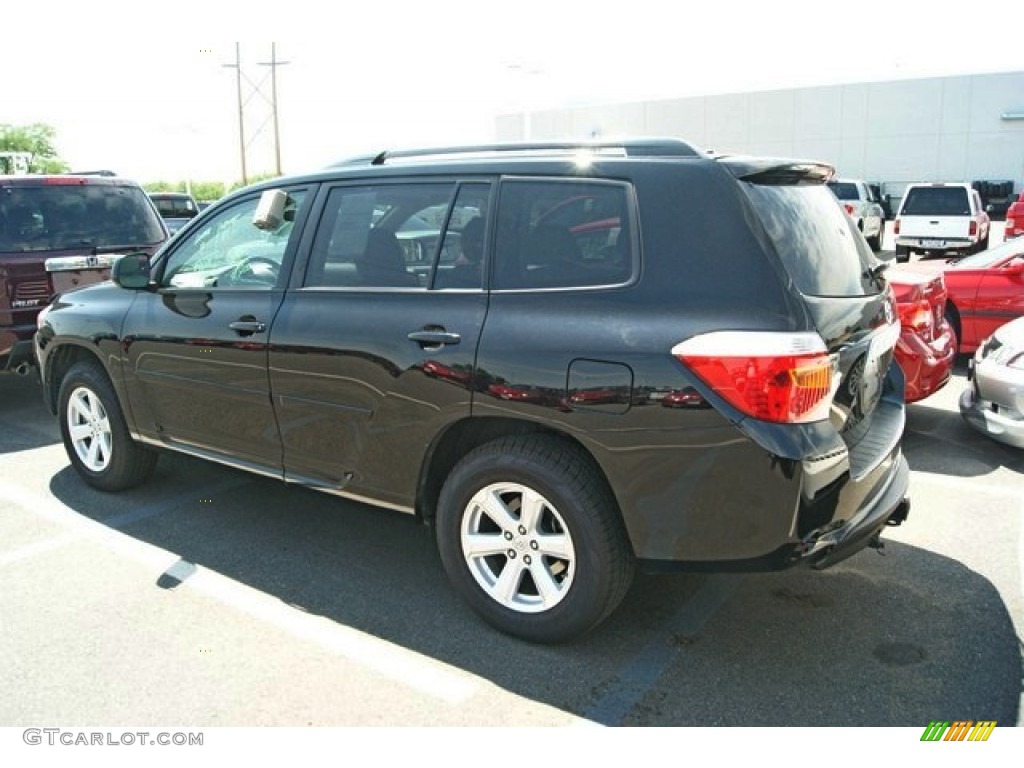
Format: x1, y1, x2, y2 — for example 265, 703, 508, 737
743, 183, 880, 298
304, 181, 493, 290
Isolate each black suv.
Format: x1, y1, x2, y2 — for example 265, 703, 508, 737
148, 191, 201, 235
1, 173, 168, 374
35, 140, 910, 643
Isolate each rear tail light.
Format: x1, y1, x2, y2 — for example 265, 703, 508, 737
844, 204, 855, 216
969, 221, 977, 237
672, 332, 836, 424
893, 219, 901, 235
898, 299, 934, 339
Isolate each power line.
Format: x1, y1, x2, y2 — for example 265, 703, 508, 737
223, 43, 289, 184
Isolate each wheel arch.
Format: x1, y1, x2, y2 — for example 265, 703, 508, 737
416, 416, 622, 530
944, 300, 962, 352
42, 342, 109, 415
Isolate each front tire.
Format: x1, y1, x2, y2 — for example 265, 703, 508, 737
436, 435, 634, 643
58, 360, 157, 491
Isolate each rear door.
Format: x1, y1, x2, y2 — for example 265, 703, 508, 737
268, 179, 492, 509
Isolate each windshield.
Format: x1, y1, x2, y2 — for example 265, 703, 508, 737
742, 183, 880, 297
0, 183, 166, 252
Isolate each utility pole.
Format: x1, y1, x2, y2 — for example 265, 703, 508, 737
257, 43, 289, 176
223, 43, 248, 185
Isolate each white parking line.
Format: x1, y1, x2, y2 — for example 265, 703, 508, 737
0, 480, 482, 705
0, 532, 78, 568
911, 470, 1023, 499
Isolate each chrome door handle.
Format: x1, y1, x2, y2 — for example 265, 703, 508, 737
229, 320, 267, 334
407, 330, 461, 347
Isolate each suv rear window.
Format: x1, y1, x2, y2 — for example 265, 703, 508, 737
826, 182, 857, 200
901, 186, 970, 216
742, 183, 879, 297
0, 183, 166, 253
151, 194, 199, 219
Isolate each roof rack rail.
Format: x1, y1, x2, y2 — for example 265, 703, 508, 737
330, 138, 704, 167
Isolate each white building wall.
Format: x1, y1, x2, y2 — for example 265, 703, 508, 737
497, 71, 1024, 199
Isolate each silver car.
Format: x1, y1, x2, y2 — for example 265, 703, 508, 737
960, 316, 1024, 448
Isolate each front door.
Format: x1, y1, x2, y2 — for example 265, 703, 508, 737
121, 188, 310, 471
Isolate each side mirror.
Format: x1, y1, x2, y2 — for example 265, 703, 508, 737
112, 253, 152, 290
1004, 257, 1024, 276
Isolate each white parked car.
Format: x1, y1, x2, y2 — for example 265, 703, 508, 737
960, 316, 1024, 448
827, 178, 885, 251
894, 182, 990, 262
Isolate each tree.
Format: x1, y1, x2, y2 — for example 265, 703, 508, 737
228, 173, 281, 193
142, 180, 227, 202
0, 123, 69, 173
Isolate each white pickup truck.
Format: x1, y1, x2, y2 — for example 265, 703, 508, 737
827, 178, 885, 251
893, 182, 990, 262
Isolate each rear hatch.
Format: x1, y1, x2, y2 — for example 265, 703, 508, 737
728, 159, 901, 477
897, 185, 973, 244
0, 176, 167, 308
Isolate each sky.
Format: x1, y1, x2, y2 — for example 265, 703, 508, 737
5, 1, 1021, 185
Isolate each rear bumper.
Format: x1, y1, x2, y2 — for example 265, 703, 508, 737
1, 325, 38, 372
895, 236, 974, 253
803, 453, 910, 569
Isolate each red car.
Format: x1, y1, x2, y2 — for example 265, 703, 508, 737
887, 270, 957, 402
890, 237, 1024, 355
1005, 193, 1024, 239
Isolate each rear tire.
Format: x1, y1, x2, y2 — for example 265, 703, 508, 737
436, 435, 634, 643
58, 360, 157, 491
895, 244, 910, 263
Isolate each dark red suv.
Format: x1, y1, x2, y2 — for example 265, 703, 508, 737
1, 174, 167, 374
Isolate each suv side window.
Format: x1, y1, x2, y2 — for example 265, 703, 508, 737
161, 190, 307, 289
432, 183, 492, 290
305, 182, 473, 289
493, 179, 635, 290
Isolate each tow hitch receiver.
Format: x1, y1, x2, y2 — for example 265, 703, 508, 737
887, 498, 911, 527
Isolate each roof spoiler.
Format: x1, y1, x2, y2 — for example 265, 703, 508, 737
717, 156, 835, 185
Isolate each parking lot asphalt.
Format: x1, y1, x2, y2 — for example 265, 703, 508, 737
1, 340, 1021, 732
